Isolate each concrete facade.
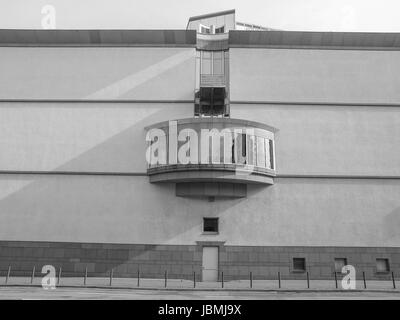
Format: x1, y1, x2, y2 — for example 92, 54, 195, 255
0, 27, 399, 280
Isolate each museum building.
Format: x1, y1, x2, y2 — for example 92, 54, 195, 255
0, 9, 399, 281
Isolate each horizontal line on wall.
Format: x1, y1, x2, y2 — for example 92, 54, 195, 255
231, 100, 400, 108
0, 100, 399, 107
276, 174, 400, 180
229, 44, 400, 51
0, 44, 196, 48
0, 171, 148, 177
0, 171, 398, 180
0, 99, 194, 104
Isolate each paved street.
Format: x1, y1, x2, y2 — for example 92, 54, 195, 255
1, 286, 400, 300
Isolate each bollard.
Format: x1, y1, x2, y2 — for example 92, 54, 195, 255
278, 271, 281, 289
137, 269, 140, 287
57, 267, 62, 285
84, 267, 88, 286
334, 272, 338, 289
221, 271, 224, 288
306, 271, 310, 289
109, 268, 113, 286
193, 271, 196, 288
392, 271, 396, 289
250, 272, 253, 289
164, 270, 167, 288
5, 265, 11, 284
363, 271, 367, 289
31, 266, 35, 284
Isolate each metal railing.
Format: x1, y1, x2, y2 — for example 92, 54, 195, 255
0, 265, 398, 291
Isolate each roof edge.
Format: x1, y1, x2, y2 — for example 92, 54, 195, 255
187, 9, 235, 23
0, 29, 197, 47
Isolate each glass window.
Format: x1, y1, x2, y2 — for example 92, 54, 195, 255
200, 51, 224, 75
215, 26, 225, 34
200, 25, 211, 34
376, 258, 390, 273
293, 258, 306, 272
213, 58, 223, 75
213, 52, 223, 75
334, 258, 347, 273
203, 218, 219, 233
201, 51, 212, 75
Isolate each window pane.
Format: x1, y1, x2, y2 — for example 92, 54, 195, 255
213, 58, 223, 75
203, 218, 218, 232
213, 51, 223, 59
215, 26, 225, 34
202, 51, 212, 59
293, 258, 306, 271
376, 259, 390, 272
334, 258, 347, 272
201, 58, 211, 74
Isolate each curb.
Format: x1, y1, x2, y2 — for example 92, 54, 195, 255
1, 284, 400, 294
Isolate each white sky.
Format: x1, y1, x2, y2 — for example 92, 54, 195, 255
1, 0, 400, 32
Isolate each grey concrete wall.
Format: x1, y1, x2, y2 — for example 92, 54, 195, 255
0, 175, 398, 247
230, 48, 400, 104
0, 47, 195, 100
0, 240, 398, 280
0, 102, 398, 175
0, 102, 193, 172
0, 46, 398, 250
231, 104, 400, 175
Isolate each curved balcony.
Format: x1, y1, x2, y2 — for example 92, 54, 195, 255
145, 118, 277, 186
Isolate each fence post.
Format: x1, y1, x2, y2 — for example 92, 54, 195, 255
164, 270, 167, 288
57, 267, 62, 286
334, 272, 338, 289
109, 268, 113, 286
362, 271, 367, 289
306, 271, 310, 289
193, 271, 196, 288
250, 271, 253, 288
221, 271, 224, 288
31, 266, 35, 284
5, 265, 11, 284
278, 271, 281, 289
84, 266, 88, 286
137, 269, 140, 287
392, 271, 396, 289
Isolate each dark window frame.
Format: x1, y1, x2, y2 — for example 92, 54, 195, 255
203, 217, 219, 233
376, 258, 390, 273
334, 257, 348, 274
292, 257, 306, 273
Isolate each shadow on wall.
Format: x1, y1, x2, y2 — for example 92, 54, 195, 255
383, 207, 400, 242
0, 105, 269, 277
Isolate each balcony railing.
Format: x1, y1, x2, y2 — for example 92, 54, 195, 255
144, 118, 277, 186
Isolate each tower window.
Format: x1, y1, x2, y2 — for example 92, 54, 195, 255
200, 51, 224, 75
215, 26, 225, 34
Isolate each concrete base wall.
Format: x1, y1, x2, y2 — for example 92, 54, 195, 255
1, 240, 399, 281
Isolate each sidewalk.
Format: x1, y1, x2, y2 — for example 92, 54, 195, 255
1, 276, 399, 292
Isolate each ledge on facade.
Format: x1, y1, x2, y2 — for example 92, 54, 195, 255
228, 30, 400, 49
149, 169, 274, 185
176, 182, 247, 198
144, 117, 278, 133
0, 29, 197, 47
